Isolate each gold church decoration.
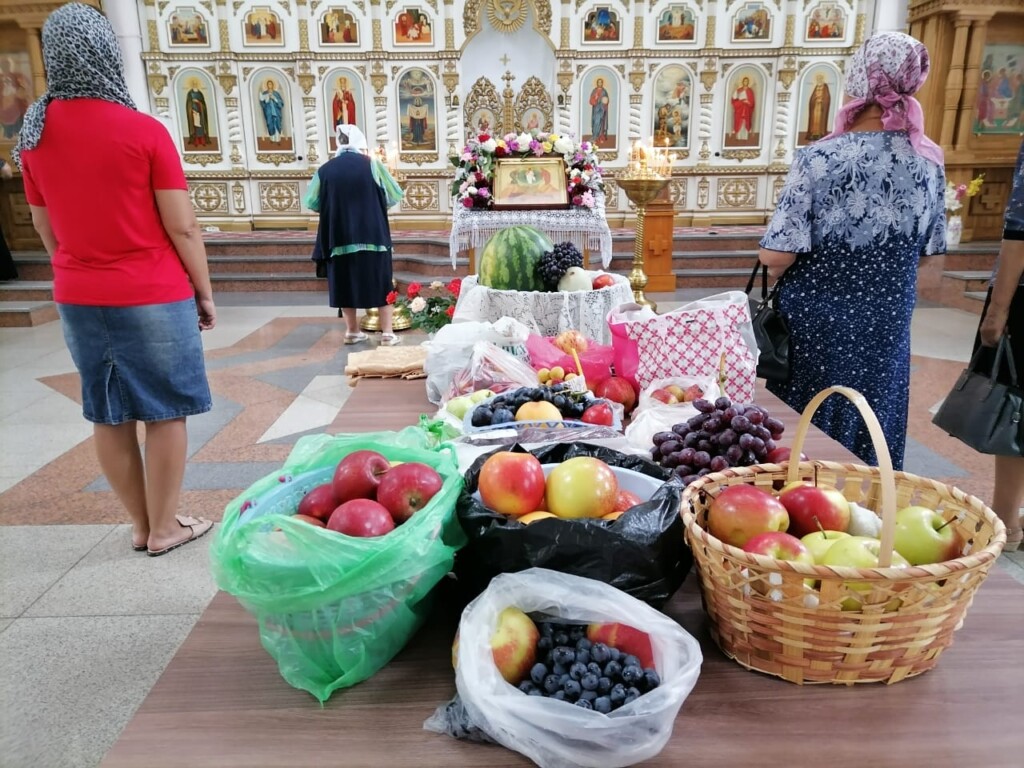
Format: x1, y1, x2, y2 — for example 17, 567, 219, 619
486, 0, 529, 34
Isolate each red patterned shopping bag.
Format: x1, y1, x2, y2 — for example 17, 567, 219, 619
621, 291, 758, 402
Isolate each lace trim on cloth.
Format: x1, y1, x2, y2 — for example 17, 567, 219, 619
449, 195, 613, 269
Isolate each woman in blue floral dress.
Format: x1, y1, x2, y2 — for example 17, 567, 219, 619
759, 32, 946, 469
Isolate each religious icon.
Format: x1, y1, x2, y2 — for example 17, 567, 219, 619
581, 68, 617, 150
805, 2, 846, 40
0, 53, 31, 141
723, 67, 763, 148
394, 7, 433, 44
252, 72, 293, 152
974, 43, 1024, 134
652, 65, 691, 150
731, 2, 771, 42
582, 7, 621, 43
325, 71, 363, 152
397, 68, 436, 152
657, 5, 696, 42
243, 7, 284, 45
797, 66, 838, 145
319, 7, 358, 45
167, 8, 209, 46
492, 157, 569, 209
180, 73, 219, 152
471, 109, 494, 137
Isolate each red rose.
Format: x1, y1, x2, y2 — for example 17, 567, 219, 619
407, 282, 421, 298
494, 146, 507, 157
462, 196, 475, 208
386, 290, 398, 304
447, 278, 462, 296
478, 134, 491, 142
572, 195, 583, 206
475, 171, 486, 183
445, 305, 455, 318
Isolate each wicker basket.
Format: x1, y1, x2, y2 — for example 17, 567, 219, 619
681, 386, 1007, 685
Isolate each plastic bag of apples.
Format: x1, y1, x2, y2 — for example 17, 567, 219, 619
425, 568, 702, 768
624, 375, 722, 452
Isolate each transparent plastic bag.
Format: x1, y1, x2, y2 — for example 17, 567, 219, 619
210, 429, 466, 703
444, 341, 541, 404
425, 568, 702, 768
424, 319, 533, 404
624, 375, 721, 452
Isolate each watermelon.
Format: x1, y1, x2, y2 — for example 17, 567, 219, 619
478, 226, 552, 292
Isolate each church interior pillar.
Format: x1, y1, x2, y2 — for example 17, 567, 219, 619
101, 0, 149, 109
954, 17, 991, 152
939, 17, 972, 148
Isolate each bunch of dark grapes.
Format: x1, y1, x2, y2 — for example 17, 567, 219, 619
650, 396, 785, 485
515, 621, 660, 712
470, 385, 589, 427
536, 242, 585, 291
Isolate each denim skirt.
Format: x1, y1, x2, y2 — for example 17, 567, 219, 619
58, 299, 213, 425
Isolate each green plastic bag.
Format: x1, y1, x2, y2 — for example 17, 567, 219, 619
211, 427, 466, 703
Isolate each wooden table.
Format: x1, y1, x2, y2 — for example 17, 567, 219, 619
102, 381, 1024, 768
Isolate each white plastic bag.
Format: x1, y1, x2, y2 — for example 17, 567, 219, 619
442, 568, 702, 768
423, 318, 532, 404
624, 375, 721, 452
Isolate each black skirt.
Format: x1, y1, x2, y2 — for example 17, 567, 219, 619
325, 249, 393, 309
972, 285, 1024, 385
0, 227, 17, 281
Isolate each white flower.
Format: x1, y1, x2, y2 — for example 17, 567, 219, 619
466, 185, 478, 195
430, 281, 443, 290
516, 132, 533, 147
480, 138, 497, 153
553, 136, 574, 155
410, 297, 427, 313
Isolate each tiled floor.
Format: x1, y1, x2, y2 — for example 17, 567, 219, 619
0, 288, 1021, 768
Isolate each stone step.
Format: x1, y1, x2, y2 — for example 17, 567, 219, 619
939, 271, 991, 309
0, 301, 59, 327
0, 280, 53, 301
210, 272, 326, 292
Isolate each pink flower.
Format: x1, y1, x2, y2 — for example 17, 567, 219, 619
462, 196, 475, 208
581, 191, 595, 208
572, 194, 583, 206
478, 188, 490, 198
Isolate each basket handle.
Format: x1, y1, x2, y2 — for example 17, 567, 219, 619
786, 386, 897, 567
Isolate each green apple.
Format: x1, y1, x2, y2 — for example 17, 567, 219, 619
893, 505, 961, 565
469, 389, 495, 404
821, 536, 910, 611
800, 530, 851, 564
445, 395, 473, 420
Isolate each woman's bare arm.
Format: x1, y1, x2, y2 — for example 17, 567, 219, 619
155, 189, 216, 330
758, 247, 797, 278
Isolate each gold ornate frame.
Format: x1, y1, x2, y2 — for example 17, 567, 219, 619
492, 157, 569, 210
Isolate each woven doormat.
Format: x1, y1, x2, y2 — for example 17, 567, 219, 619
344, 345, 428, 382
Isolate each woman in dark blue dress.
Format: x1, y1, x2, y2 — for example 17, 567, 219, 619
758, 32, 946, 469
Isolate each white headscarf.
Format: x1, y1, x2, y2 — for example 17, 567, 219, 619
335, 123, 368, 156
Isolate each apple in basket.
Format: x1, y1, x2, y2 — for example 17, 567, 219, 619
376, 462, 443, 524
800, 530, 851, 564
332, 450, 391, 503
491, 607, 540, 684
327, 499, 395, 537
821, 536, 910, 611
478, 451, 547, 517
777, 482, 851, 538
296, 482, 339, 522
892, 505, 962, 565
707, 484, 789, 548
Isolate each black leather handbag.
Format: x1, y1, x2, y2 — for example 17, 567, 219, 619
932, 335, 1024, 456
744, 261, 790, 382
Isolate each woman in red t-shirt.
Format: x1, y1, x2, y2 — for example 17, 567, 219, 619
15, 4, 216, 557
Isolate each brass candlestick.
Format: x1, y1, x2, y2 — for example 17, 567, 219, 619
360, 172, 412, 332
617, 175, 671, 311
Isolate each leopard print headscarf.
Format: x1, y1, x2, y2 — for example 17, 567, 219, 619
13, 3, 135, 168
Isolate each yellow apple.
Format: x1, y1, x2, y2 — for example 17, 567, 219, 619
515, 400, 563, 422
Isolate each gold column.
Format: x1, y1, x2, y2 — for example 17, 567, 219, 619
25, 28, 46, 99
954, 17, 992, 152
940, 18, 972, 148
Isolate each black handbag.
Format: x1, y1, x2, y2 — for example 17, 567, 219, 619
744, 261, 791, 381
932, 335, 1024, 456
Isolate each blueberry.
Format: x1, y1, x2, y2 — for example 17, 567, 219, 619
623, 691, 639, 706
580, 689, 598, 702
527, 687, 544, 696
530, 662, 548, 685
589, 642, 611, 664
608, 647, 622, 662
609, 683, 627, 704
623, 654, 641, 669
621, 665, 643, 684
553, 664, 568, 678
569, 626, 586, 642
587, 662, 602, 677
537, 636, 552, 652
518, 681, 536, 694
553, 646, 575, 666
603, 660, 622, 679
627, 685, 642, 700
554, 632, 570, 647
563, 678, 582, 698
551, 689, 566, 701
594, 696, 613, 714
580, 672, 600, 691
569, 662, 588, 681
574, 698, 593, 709
642, 669, 661, 691
575, 638, 592, 652
544, 650, 555, 667
597, 676, 612, 694
543, 674, 561, 694
575, 649, 591, 665
540, 622, 555, 637
558, 673, 571, 687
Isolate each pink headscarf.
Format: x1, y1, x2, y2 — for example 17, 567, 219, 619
826, 31, 944, 167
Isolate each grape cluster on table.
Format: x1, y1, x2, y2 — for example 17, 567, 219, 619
515, 621, 660, 712
536, 242, 585, 291
651, 396, 785, 485
471, 386, 592, 427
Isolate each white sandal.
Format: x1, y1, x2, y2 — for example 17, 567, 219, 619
379, 333, 402, 346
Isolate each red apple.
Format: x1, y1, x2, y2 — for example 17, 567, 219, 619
545, 456, 619, 519
778, 482, 851, 538
707, 484, 789, 548
682, 384, 704, 402
765, 446, 809, 464
743, 531, 815, 564
292, 513, 326, 528
478, 451, 547, 517
593, 376, 637, 414
296, 482, 339, 521
613, 489, 643, 513
332, 450, 391, 503
376, 462, 443, 523
587, 622, 655, 669
650, 388, 679, 405
326, 498, 395, 537
490, 607, 539, 684
592, 273, 616, 289
580, 402, 614, 426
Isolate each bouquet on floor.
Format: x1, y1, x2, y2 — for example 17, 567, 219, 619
388, 279, 461, 334
945, 174, 984, 215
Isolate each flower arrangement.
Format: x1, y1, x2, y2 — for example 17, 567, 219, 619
945, 174, 985, 215
387, 278, 461, 334
451, 131, 604, 210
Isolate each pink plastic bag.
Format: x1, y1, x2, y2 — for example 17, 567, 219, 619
607, 303, 657, 390
524, 334, 615, 385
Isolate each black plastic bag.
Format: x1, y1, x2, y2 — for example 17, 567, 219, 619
454, 443, 692, 608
